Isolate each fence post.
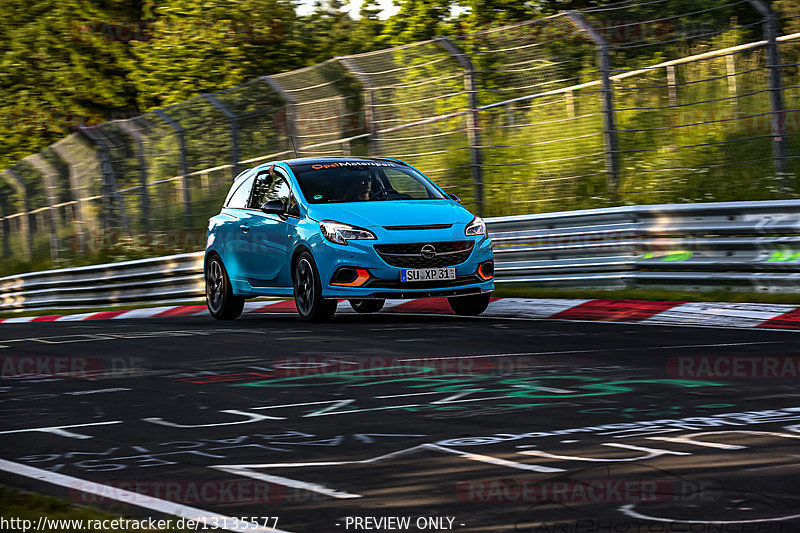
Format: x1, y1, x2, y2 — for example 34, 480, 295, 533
261, 76, 300, 156
79, 127, 130, 233
117, 120, 151, 231
153, 109, 192, 231
339, 57, 380, 156
202, 94, 241, 179
1, 169, 32, 261
25, 155, 63, 266
748, 0, 790, 188
435, 36, 485, 216
0, 189, 10, 259
567, 11, 621, 201
51, 135, 89, 253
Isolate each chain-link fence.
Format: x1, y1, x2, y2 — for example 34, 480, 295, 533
2, 0, 799, 275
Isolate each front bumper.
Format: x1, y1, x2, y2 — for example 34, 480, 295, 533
315, 234, 494, 299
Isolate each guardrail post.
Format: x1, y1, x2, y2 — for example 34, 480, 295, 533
1, 169, 32, 261
117, 120, 151, 231
25, 155, 63, 265
202, 94, 241, 179
748, 0, 791, 188
435, 36, 485, 216
339, 57, 381, 156
79, 127, 130, 233
261, 76, 300, 156
153, 109, 192, 231
567, 11, 621, 201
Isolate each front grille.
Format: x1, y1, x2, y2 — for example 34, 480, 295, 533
374, 241, 474, 268
383, 224, 453, 230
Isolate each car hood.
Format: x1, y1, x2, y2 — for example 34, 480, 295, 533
306, 200, 475, 228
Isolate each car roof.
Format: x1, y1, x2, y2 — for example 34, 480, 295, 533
284, 156, 408, 167
231, 157, 409, 183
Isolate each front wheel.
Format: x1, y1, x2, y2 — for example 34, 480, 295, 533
349, 299, 385, 313
205, 255, 244, 320
294, 252, 337, 322
448, 293, 491, 316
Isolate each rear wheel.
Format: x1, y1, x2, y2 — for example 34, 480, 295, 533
294, 252, 337, 322
205, 255, 244, 320
448, 293, 491, 316
349, 299, 385, 313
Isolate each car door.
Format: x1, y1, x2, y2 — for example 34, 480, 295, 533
238, 170, 294, 287
220, 173, 256, 285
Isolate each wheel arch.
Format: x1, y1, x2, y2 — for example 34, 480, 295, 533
290, 244, 313, 282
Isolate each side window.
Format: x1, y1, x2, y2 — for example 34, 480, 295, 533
226, 175, 255, 208
271, 175, 301, 217
248, 171, 300, 217
384, 169, 429, 198
268, 176, 292, 205
248, 171, 273, 209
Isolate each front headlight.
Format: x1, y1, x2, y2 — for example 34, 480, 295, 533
319, 220, 377, 245
465, 216, 486, 237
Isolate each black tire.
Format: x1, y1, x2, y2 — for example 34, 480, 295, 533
205, 255, 245, 320
349, 299, 385, 313
447, 293, 491, 316
294, 252, 337, 322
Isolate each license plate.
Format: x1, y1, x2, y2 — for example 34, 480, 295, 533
401, 267, 456, 282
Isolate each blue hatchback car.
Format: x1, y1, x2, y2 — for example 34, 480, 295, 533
205, 157, 494, 321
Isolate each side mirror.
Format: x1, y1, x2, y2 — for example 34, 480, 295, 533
261, 199, 286, 216
447, 193, 461, 203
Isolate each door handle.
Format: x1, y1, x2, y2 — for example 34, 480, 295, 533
239, 224, 250, 233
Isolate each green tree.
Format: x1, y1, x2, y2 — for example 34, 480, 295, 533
349, 0, 387, 53
0, 0, 141, 169
128, 0, 304, 110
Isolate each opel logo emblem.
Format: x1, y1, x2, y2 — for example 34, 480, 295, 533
420, 244, 436, 259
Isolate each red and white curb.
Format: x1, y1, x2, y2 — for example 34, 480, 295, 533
2, 298, 800, 331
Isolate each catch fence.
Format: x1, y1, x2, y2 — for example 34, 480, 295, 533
1, 0, 799, 275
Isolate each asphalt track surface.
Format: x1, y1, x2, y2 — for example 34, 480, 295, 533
2, 310, 800, 533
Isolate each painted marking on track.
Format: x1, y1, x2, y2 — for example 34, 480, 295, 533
144, 410, 284, 428
0, 458, 294, 532
0, 421, 122, 439
397, 341, 790, 362
519, 442, 690, 463
374, 391, 441, 399
426, 444, 564, 473
619, 503, 800, 524
211, 443, 564, 499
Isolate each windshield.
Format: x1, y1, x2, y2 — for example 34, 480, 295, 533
290, 161, 446, 204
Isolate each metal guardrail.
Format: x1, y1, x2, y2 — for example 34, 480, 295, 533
0, 252, 204, 311
1, 200, 799, 312
490, 199, 800, 291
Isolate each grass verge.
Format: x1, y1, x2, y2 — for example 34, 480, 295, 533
0, 485, 186, 532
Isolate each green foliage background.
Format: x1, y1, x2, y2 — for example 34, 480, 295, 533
1, 0, 799, 274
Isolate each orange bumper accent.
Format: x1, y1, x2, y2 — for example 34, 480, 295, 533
331, 268, 370, 287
